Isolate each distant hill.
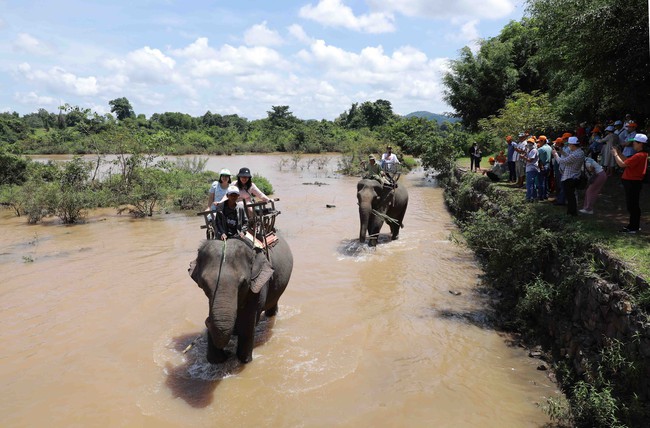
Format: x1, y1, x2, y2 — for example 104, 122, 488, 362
404, 111, 460, 124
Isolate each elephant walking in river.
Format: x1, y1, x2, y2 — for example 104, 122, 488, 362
357, 179, 408, 246
188, 236, 293, 364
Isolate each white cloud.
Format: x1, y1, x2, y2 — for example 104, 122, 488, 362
244, 21, 284, 47
183, 43, 287, 78
445, 19, 481, 52
296, 39, 448, 112
368, 0, 515, 20
13, 33, 52, 56
14, 91, 57, 106
169, 37, 216, 59
17, 63, 99, 96
288, 24, 313, 45
300, 0, 395, 33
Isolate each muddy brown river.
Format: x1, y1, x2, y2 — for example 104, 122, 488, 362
0, 154, 557, 426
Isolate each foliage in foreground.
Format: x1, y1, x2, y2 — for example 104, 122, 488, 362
445, 172, 649, 427
0, 154, 274, 223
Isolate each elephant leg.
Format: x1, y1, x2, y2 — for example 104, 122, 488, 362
236, 294, 260, 363
390, 223, 400, 240
206, 330, 230, 364
265, 303, 278, 317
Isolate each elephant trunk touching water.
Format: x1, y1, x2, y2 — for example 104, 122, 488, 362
189, 236, 293, 364
357, 179, 408, 246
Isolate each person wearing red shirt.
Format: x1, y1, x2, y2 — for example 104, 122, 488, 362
612, 133, 649, 233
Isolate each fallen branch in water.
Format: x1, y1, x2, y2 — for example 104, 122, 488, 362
182, 329, 207, 354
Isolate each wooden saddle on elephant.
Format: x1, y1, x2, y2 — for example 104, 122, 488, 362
382, 163, 401, 187
244, 199, 281, 256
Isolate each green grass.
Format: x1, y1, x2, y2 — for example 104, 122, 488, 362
472, 168, 650, 281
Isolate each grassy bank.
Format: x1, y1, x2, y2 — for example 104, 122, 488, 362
444, 168, 650, 427
457, 157, 650, 279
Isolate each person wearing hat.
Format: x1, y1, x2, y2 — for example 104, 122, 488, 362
233, 167, 270, 205
207, 168, 232, 211
598, 125, 618, 175
361, 155, 387, 184
619, 122, 637, 157
513, 133, 528, 188
483, 156, 508, 182
521, 137, 540, 201
214, 185, 248, 240
552, 136, 585, 216
580, 153, 608, 215
536, 136, 552, 200
381, 146, 400, 168
588, 127, 603, 162
495, 150, 507, 165
611, 133, 649, 233
380, 146, 401, 184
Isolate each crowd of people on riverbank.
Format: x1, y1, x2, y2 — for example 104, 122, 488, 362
478, 116, 649, 234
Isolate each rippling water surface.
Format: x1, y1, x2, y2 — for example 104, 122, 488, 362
0, 154, 557, 426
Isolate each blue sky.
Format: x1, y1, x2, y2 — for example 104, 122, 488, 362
0, 0, 525, 120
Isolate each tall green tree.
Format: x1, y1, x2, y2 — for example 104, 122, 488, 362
266, 105, 297, 129
443, 42, 519, 131
109, 97, 136, 121
526, 0, 650, 123
478, 91, 562, 141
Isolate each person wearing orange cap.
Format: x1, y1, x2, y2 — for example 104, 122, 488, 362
495, 150, 507, 164
588, 127, 603, 162
521, 137, 540, 201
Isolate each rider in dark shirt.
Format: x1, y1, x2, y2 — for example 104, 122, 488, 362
215, 185, 248, 240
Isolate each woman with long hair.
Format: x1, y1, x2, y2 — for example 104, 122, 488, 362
206, 168, 232, 211
234, 167, 270, 204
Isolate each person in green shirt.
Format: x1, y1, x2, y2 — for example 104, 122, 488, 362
361, 155, 388, 184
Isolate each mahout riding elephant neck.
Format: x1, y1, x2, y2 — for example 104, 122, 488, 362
356, 178, 408, 246
189, 236, 293, 363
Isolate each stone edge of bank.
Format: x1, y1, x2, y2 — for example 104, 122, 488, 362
443, 167, 650, 410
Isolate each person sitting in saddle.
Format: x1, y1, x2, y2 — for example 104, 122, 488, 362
360, 155, 390, 185
380, 145, 401, 185
215, 185, 248, 241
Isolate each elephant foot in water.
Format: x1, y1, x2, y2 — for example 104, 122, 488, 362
265, 304, 278, 317
206, 345, 230, 364
206, 331, 231, 364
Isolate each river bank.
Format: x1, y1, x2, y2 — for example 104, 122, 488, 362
443, 168, 650, 427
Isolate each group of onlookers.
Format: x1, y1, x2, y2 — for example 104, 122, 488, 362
480, 116, 648, 234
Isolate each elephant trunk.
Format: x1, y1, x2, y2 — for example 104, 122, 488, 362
207, 281, 239, 349
359, 204, 371, 243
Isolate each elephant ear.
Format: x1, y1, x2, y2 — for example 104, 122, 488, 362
250, 251, 274, 294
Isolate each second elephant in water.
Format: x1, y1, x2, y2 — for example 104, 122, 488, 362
357, 178, 408, 246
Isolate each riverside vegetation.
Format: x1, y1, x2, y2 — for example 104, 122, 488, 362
444, 170, 650, 427
0, 99, 451, 224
